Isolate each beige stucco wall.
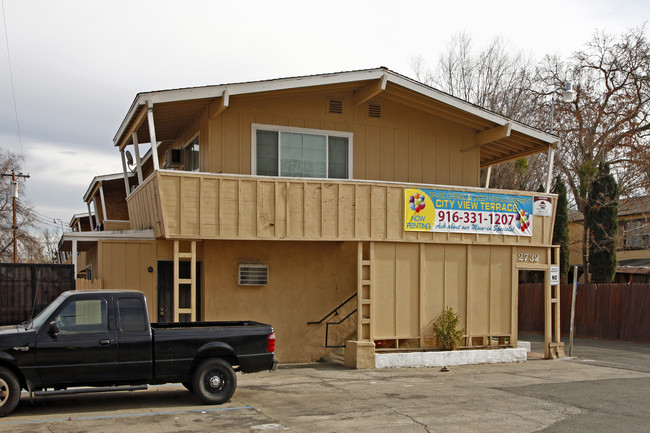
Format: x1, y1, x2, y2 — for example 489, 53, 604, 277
200, 240, 358, 363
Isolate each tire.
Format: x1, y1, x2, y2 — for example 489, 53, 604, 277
0, 367, 20, 417
192, 358, 236, 405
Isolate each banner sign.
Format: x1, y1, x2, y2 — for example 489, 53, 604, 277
404, 188, 533, 236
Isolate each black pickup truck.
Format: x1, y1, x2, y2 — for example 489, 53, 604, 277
0, 290, 277, 416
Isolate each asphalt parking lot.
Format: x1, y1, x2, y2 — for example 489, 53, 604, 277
2, 336, 649, 432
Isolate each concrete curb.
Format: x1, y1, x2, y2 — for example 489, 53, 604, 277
375, 348, 527, 368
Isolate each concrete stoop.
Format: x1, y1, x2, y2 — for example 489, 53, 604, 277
375, 347, 527, 369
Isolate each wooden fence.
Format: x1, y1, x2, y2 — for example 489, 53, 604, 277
519, 283, 650, 343
0, 263, 74, 325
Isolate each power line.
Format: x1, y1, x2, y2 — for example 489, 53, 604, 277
1, 0, 24, 161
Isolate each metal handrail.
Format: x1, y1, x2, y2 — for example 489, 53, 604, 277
306, 293, 357, 325
325, 308, 358, 348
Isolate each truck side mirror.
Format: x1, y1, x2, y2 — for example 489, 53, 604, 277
48, 321, 60, 338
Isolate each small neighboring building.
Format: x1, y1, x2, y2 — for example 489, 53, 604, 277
569, 195, 650, 283
61, 68, 563, 365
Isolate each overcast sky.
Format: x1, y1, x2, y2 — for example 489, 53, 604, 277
1, 0, 648, 234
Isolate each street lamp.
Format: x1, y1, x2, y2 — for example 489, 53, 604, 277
545, 83, 576, 192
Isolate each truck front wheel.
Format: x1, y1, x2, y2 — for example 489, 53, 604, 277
0, 367, 20, 417
192, 358, 237, 405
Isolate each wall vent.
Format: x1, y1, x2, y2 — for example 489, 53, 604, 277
238, 264, 268, 286
329, 99, 343, 114
368, 104, 382, 118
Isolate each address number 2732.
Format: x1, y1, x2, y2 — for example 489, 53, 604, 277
518, 253, 540, 262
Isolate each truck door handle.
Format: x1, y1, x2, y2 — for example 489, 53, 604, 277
99, 339, 112, 346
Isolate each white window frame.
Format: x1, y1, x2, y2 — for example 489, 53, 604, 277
251, 123, 353, 179
184, 134, 200, 172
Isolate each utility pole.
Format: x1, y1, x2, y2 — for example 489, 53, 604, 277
1, 169, 30, 263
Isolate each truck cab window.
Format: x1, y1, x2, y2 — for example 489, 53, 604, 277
118, 298, 146, 332
55, 299, 108, 333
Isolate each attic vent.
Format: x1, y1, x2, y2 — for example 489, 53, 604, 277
238, 264, 268, 286
368, 104, 382, 118
329, 99, 343, 114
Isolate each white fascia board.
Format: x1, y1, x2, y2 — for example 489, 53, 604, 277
62, 229, 155, 243
113, 67, 557, 148
385, 72, 558, 144
69, 212, 93, 227
113, 69, 386, 144
82, 172, 135, 202
147, 69, 386, 105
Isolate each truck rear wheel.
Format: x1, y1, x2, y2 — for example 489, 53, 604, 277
192, 358, 236, 405
0, 367, 20, 417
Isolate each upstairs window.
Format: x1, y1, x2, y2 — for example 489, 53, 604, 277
185, 136, 200, 172
253, 125, 351, 179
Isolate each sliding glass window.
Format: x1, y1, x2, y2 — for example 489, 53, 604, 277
254, 126, 351, 179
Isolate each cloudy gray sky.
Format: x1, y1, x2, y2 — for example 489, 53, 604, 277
1, 0, 648, 233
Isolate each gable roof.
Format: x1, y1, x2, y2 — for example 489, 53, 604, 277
114, 67, 558, 168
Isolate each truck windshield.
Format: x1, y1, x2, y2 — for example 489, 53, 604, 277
27, 293, 68, 330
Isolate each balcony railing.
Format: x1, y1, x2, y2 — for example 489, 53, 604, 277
126, 170, 556, 246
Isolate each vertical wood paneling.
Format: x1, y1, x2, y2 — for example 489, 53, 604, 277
437, 134, 451, 185
444, 245, 467, 323
491, 247, 512, 334
380, 128, 395, 181
322, 183, 338, 238
239, 111, 254, 174
409, 130, 423, 183
355, 185, 371, 239
304, 183, 322, 238
287, 183, 304, 237
258, 181, 276, 238
181, 177, 200, 236
223, 110, 240, 173
220, 180, 238, 236
339, 184, 355, 238
395, 243, 419, 337
132, 172, 556, 256
422, 132, 437, 184
394, 129, 409, 183
351, 125, 366, 179
374, 243, 396, 337
201, 178, 218, 237
470, 245, 490, 335
370, 186, 387, 239
450, 136, 464, 186
366, 126, 381, 180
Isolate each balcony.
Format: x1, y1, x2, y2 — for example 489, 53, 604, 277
126, 170, 556, 247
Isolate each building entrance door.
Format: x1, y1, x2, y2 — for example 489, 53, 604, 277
156, 261, 201, 322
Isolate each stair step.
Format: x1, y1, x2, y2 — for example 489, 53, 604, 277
330, 348, 345, 365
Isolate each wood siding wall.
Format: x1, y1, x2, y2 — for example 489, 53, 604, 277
372, 243, 516, 345
128, 171, 557, 247
159, 88, 481, 187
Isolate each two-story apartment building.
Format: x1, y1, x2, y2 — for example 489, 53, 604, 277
62, 68, 563, 366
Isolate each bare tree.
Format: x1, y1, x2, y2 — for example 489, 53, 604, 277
0, 148, 49, 262
411, 33, 547, 192
538, 26, 650, 276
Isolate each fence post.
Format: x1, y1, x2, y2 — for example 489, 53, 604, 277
569, 265, 578, 357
